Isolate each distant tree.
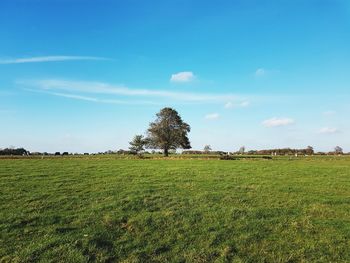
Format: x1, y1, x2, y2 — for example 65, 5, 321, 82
0, 147, 29, 156
334, 146, 343, 154
203, 145, 212, 153
147, 107, 191, 157
239, 146, 246, 154
129, 135, 147, 155
306, 146, 314, 155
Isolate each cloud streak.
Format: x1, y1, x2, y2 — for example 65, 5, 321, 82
318, 127, 340, 134
224, 101, 250, 109
0, 56, 109, 64
262, 117, 295, 127
46, 92, 162, 105
255, 68, 266, 77
205, 113, 220, 120
170, 71, 195, 82
18, 79, 239, 103
24, 88, 160, 105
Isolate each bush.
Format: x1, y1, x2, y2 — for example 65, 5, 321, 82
220, 155, 237, 160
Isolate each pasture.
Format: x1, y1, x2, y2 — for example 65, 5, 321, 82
1, 156, 350, 262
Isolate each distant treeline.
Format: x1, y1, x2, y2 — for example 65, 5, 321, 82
0, 148, 29, 156
182, 150, 227, 155
248, 147, 346, 156
183, 148, 317, 155
1, 147, 347, 156
248, 147, 315, 155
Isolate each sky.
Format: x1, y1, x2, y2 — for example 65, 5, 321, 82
1, 0, 349, 153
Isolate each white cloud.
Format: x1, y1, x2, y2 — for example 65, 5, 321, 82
255, 68, 265, 77
262, 117, 295, 127
0, 56, 108, 64
318, 127, 340, 134
170, 71, 195, 82
205, 113, 220, 120
224, 101, 250, 109
18, 79, 239, 102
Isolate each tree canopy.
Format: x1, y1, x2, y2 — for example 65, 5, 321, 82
147, 107, 191, 156
334, 146, 343, 154
129, 135, 147, 155
203, 145, 212, 153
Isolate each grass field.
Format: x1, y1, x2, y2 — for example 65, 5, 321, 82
1, 156, 350, 262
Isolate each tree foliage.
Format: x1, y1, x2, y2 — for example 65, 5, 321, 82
203, 145, 212, 153
129, 135, 147, 154
239, 146, 246, 154
147, 108, 191, 156
306, 146, 314, 155
334, 146, 343, 154
0, 148, 29, 155
253, 147, 315, 155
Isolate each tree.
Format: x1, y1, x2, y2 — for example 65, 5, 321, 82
203, 145, 212, 153
239, 146, 245, 154
306, 146, 314, 155
0, 147, 29, 156
147, 107, 191, 156
129, 135, 147, 155
334, 146, 343, 154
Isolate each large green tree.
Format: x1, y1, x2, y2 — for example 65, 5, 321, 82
147, 107, 191, 156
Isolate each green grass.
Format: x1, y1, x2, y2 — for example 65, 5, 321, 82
1, 156, 350, 262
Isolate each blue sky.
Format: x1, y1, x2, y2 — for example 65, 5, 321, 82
1, 0, 349, 153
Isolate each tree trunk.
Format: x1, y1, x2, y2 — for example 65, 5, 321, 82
164, 148, 169, 157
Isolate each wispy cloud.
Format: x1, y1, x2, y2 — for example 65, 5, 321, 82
262, 117, 295, 127
18, 79, 239, 103
224, 101, 250, 109
24, 88, 159, 105
255, 68, 266, 77
48, 92, 159, 105
170, 71, 195, 83
318, 127, 340, 134
254, 68, 279, 78
205, 113, 220, 120
0, 56, 109, 64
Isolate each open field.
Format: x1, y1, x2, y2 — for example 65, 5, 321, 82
1, 156, 350, 262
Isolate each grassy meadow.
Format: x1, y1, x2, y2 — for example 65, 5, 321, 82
1, 155, 350, 262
